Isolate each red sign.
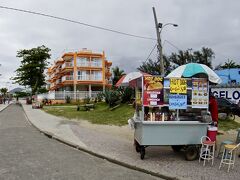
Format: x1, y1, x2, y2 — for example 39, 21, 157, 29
143, 76, 164, 106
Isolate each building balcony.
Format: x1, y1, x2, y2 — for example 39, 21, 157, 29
105, 71, 112, 77
62, 75, 74, 82
56, 79, 62, 84
105, 60, 112, 67
77, 75, 102, 81
62, 62, 74, 69
55, 68, 62, 75
76, 62, 102, 68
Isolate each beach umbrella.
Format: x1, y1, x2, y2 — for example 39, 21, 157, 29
116, 72, 150, 87
166, 63, 222, 84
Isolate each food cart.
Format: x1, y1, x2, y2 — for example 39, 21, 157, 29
131, 76, 211, 160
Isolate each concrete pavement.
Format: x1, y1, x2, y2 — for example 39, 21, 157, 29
0, 103, 11, 112
0, 104, 160, 180
20, 102, 240, 180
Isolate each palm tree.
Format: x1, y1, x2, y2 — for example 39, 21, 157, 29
194, 47, 214, 68
0, 88, 8, 96
219, 59, 240, 69
112, 66, 125, 85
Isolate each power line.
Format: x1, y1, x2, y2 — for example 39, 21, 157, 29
144, 44, 157, 62
163, 40, 181, 51
0, 5, 156, 41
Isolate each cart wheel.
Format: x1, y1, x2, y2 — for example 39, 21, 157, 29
184, 146, 199, 161
134, 140, 140, 153
171, 145, 183, 152
140, 146, 145, 160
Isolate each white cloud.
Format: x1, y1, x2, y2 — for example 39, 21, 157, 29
0, 0, 239, 89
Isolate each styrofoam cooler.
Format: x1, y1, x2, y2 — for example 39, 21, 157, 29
207, 125, 218, 141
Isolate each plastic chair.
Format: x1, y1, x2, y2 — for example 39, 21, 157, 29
219, 143, 240, 172
217, 128, 240, 157
199, 136, 215, 166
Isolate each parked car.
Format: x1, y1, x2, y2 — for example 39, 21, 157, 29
216, 97, 240, 120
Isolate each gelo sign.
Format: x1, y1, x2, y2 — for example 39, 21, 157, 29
211, 88, 240, 102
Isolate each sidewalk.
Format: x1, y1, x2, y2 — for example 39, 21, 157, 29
0, 103, 11, 112
20, 103, 239, 180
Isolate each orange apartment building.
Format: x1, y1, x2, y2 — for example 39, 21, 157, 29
47, 49, 112, 99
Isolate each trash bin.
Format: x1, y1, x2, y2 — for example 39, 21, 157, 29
207, 126, 218, 141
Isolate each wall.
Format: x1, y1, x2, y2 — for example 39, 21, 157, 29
215, 68, 240, 84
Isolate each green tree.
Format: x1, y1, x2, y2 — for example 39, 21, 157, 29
12, 45, 51, 95
137, 55, 171, 75
168, 50, 193, 69
218, 59, 240, 69
168, 47, 214, 68
112, 66, 125, 85
193, 47, 214, 68
0, 88, 8, 96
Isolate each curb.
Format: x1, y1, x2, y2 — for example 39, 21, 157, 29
20, 103, 178, 180
0, 103, 11, 112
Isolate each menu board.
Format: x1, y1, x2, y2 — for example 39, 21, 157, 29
143, 76, 164, 106
170, 78, 187, 94
192, 78, 208, 108
169, 94, 187, 109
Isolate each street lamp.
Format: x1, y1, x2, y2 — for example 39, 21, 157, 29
152, 7, 178, 76
158, 23, 178, 76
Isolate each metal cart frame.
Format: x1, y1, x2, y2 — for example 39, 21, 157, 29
133, 76, 210, 160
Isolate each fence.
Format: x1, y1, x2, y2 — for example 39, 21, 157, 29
37, 91, 102, 100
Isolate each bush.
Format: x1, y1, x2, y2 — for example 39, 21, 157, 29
120, 87, 134, 103
96, 92, 104, 102
65, 96, 71, 104
103, 90, 121, 107
83, 96, 90, 104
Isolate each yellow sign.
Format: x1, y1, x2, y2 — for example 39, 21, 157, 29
135, 89, 142, 105
170, 78, 187, 94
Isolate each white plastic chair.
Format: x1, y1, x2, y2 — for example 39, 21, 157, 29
199, 136, 215, 166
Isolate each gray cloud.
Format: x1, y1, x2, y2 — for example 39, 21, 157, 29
0, 0, 239, 89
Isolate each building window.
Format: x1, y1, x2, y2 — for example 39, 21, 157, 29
78, 70, 90, 80
77, 57, 90, 67
92, 58, 102, 67
91, 71, 102, 80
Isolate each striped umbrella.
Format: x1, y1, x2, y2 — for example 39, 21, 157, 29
116, 72, 150, 87
166, 63, 222, 84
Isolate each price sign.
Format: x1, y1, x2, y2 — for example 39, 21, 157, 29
169, 94, 187, 109
170, 78, 187, 94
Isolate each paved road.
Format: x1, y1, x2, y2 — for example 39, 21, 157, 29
0, 104, 160, 180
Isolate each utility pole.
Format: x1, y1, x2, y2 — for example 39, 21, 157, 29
152, 7, 164, 76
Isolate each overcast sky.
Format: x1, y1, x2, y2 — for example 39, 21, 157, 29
0, 0, 240, 89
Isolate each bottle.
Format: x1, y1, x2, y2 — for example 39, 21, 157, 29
153, 112, 155, 121
162, 113, 165, 122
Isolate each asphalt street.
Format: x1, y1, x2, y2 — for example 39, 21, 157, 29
0, 104, 160, 180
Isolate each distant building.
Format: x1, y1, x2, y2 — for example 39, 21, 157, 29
46, 49, 112, 100
215, 68, 240, 85
212, 68, 240, 103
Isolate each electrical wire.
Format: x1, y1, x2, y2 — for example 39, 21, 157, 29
144, 44, 157, 62
163, 40, 181, 51
0, 5, 156, 41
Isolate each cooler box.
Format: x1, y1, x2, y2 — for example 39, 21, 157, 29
207, 126, 218, 141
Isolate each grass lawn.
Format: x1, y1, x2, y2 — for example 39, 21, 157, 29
43, 102, 135, 126
43, 102, 240, 131
218, 118, 240, 131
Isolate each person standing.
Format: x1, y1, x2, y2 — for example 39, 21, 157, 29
209, 94, 218, 127
208, 93, 219, 150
